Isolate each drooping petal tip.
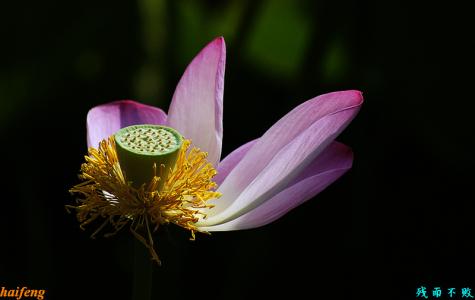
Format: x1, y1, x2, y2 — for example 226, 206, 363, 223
331, 89, 364, 108
350, 89, 363, 105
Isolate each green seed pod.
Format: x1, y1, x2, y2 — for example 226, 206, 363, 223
114, 125, 183, 189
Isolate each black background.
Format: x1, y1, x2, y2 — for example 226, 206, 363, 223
1, 0, 474, 299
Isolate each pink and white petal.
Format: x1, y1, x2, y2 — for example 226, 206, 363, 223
166, 37, 226, 166
214, 139, 259, 185
86, 100, 167, 148
199, 142, 353, 231
198, 90, 362, 226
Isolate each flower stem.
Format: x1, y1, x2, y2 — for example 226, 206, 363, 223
132, 239, 153, 300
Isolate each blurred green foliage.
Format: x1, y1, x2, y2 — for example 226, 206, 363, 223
244, 0, 312, 78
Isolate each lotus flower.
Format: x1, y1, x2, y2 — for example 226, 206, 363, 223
70, 37, 362, 263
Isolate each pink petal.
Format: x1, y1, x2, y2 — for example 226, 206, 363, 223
166, 37, 226, 166
215, 139, 259, 185
200, 142, 353, 231
86, 100, 167, 148
199, 90, 363, 226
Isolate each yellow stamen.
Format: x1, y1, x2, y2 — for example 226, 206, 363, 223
67, 137, 221, 265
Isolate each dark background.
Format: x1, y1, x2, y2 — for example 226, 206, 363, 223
1, 0, 474, 299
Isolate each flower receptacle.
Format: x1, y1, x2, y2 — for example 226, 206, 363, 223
114, 124, 183, 189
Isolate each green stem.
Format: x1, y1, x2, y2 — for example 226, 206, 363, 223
132, 239, 153, 300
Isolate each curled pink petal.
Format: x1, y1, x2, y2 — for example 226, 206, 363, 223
200, 142, 353, 231
199, 90, 363, 226
167, 37, 226, 166
215, 139, 259, 185
86, 100, 167, 148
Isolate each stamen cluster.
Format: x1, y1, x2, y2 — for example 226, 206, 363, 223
68, 137, 221, 264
